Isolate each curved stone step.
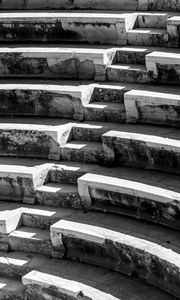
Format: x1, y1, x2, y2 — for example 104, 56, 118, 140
102, 127, 180, 173
78, 172, 180, 230
50, 217, 180, 298
36, 182, 81, 208
61, 141, 103, 164
0, 83, 86, 120
107, 64, 149, 83
0, 277, 24, 300
0, 118, 75, 160
0, 12, 129, 45
0, 46, 114, 81
0, 0, 139, 10
9, 226, 54, 256
0, 252, 174, 300
128, 28, 168, 47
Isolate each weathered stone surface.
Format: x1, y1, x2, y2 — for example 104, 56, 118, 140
9, 227, 54, 256
0, 0, 139, 10
146, 51, 180, 84
128, 28, 168, 47
124, 89, 180, 126
51, 219, 180, 298
78, 173, 180, 229
0, 48, 113, 81
107, 64, 149, 83
0, 123, 73, 160
0, 84, 84, 120
0, 12, 128, 45
36, 182, 82, 209
102, 131, 180, 174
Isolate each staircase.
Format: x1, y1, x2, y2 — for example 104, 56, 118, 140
0, 0, 180, 299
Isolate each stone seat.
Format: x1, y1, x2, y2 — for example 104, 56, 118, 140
102, 129, 180, 173
0, 46, 115, 81
50, 218, 180, 298
0, 120, 74, 160
78, 172, 180, 229
0, 252, 174, 300
0, 12, 132, 45
146, 51, 180, 83
124, 89, 180, 126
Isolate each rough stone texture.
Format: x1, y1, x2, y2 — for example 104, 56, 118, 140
102, 131, 180, 174
107, 65, 149, 83
124, 89, 180, 126
0, 13, 128, 45
51, 219, 180, 298
0, 0, 139, 10
9, 227, 54, 256
0, 86, 84, 120
0, 48, 112, 81
78, 173, 180, 230
35, 183, 82, 209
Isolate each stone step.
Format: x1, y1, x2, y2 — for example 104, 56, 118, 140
0, 83, 86, 120
0, 277, 24, 299
0, 119, 74, 160
0, 0, 140, 10
116, 47, 150, 64
36, 182, 81, 209
128, 28, 168, 47
61, 141, 103, 164
102, 128, 180, 173
146, 51, 180, 84
0, 157, 51, 204
84, 102, 125, 123
124, 89, 180, 126
0, 46, 114, 81
0, 252, 174, 300
0, 0, 180, 11
136, 13, 169, 29
72, 122, 121, 142
50, 213, 180, 298
107, 63, 149, 83
9, 226, 54, 256
49, 160, 180, 192
78, 172, 180, 230
0, 12, 130, 45
167, 16, 180, 46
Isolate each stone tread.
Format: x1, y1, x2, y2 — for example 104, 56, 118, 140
0, 252, 175, 300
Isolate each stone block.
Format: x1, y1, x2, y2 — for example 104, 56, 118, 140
0, 47, 115, 81
0, 210, 22, 234
50, 219, 180, 298
124, 89, 180, 126
102, 130, 180, 173
0, 123, 73, 160
146, 51, 180, 84
0, 12, 128, 45
78, 173, 180, 229
0, 84, 84, 120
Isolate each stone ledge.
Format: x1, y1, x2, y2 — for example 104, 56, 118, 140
124, 89, 180, 125
0, 47, 116, 81
0, 123, 74, 160
50, 219, 180, 298
22, 269, 119, 300
78, 173, 180, 229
